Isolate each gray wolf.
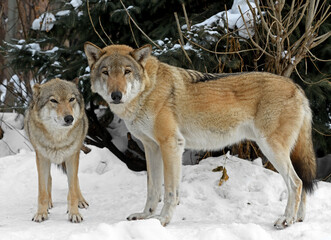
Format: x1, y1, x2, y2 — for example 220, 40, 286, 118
84, 43, 316, 229
24, 78, 88, 223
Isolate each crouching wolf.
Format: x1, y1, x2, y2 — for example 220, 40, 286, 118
84, 43, 316, 229
25, 78, 88, 223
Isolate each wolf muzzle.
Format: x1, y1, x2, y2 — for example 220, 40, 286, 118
64, 115, 74, 125
111, 91, 122, 104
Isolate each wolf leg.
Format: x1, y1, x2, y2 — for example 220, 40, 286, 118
33, 154, 51, 222
297, 190, 306, 222
47, 172, 53, 209
155, 133, 184, 226
66, 152, 83, 223
76, 179, 89, 209
258, 140, 302, 229
127, 141, 163, 221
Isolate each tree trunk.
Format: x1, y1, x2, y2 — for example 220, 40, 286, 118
5, 0, 17, 43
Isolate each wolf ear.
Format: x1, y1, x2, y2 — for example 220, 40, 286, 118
131, 44, 152, 67
32, 84, 40, 100
72, 77, 79, 86
84, 42, 102, 68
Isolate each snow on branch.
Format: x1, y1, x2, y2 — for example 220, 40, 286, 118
189, 0, 260, 39
31, 12, 56, 32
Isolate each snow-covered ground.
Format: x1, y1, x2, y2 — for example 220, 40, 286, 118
1, 144, 331, 240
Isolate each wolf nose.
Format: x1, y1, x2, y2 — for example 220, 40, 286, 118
111, 91, 122, 104
64, 115, 74, 125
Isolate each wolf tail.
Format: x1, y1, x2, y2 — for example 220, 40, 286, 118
291, 104, 317, 193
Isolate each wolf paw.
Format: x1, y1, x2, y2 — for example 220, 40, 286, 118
32, 212, 48, 222
152, 215, 170, 226
48, 201, 53, 210
274, 216, 295, 229
68, 212, 83, 223
78, 199, 89, 209
127, 212, 152, 221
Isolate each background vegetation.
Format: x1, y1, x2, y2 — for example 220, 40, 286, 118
0, 0, 330, 171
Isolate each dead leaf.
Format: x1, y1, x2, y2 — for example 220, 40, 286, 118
218, 167, 229, 186
212, 166, 224, 172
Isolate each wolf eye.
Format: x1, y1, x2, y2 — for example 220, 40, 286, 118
124, 69, 131, 75
102, 71, 108, 76
69, 97, 75, 102
50, 99, 58, 103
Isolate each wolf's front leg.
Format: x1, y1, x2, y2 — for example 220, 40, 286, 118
127, 141, 163, 221
156, 135, 183, 226
33, 154, 51, 222
76, 178, 89, 209
66, 153, 83, 223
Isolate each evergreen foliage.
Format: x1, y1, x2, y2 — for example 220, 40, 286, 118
0, 0, 330, 163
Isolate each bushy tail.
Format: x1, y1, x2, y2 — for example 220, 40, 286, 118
291, 109, 317, 193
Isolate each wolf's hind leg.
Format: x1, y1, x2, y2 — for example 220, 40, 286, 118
258, 140, 302, 229
297, 190, 306, 222
127, 141, 163, 221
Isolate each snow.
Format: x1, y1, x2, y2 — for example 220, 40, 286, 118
31, 13, 56, 32
5, 75, 29, 102
0, 79, 7, 102
113, 5, 134, 14
0, 113, 32, 157
153, 39, 200, 57
56, 10, 71, 17
70, 0, 83, 9
45, 47, 59, 54
1, 115, 331, 240
6, 42, 41, 56
25, 43, 41, 56
192, 12, 223, 29
190, 0, 259, 39
219, 0, 258, 38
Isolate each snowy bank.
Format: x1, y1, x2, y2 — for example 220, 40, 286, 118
0, 145, 331, 240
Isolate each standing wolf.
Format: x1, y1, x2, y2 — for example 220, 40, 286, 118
84, 43, 316, 229
25, 78, 88, 223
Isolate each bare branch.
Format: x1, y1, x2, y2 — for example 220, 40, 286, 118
87, 0, 107, 46
174, 12, 185, 46
178, 39, 193, 67
98, 16, 114, 45
311, 31, 331, 48
128, 17, 139, 48
253, 0, 276, 42
238, 5, 273, 58
282, 1, 308, 40
284, 0, 296, 32
182, 3, 190, 31
119, 0, 162, 49
305, 0, 316, 32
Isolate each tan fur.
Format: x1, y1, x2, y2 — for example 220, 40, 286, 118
84, 43, 316, 228
24, 78, 89, 223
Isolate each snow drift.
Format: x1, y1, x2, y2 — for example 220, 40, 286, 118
0, 144, 331, 240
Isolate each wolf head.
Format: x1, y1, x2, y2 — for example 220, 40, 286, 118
84, 43, 152, 107
31, 78, 84, 128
